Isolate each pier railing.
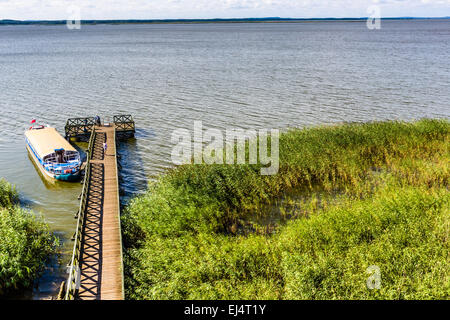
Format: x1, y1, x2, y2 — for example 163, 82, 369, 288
113, 128, 126, 299
65, 115, 135, 140
114, 114, 135, 139
65, 127, 96, 300
65, 117, 96, 139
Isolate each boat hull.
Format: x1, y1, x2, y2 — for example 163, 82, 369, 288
55, 172, 81, 182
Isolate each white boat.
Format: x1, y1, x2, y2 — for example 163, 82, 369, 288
25, 125, 81, 182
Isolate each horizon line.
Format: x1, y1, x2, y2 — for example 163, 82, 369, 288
1, 16, 450, 24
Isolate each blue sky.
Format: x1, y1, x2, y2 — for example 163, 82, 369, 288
1, 0, 449, 20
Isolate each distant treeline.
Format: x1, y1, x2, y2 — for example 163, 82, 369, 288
1, 17, 449, 25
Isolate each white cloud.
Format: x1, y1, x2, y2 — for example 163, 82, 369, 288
0, 0, 449, 20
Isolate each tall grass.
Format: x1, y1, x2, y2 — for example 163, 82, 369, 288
279, 185, 449, 299
122, 119, 449, 300
0, 179, 57, 296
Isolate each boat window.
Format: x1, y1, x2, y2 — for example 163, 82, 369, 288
44, 154, 57, 163
64, 151, 80, 162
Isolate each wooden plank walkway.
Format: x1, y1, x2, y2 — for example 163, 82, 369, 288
76, 126, 124, 300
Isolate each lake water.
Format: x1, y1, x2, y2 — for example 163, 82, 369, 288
0, 20, 449, 299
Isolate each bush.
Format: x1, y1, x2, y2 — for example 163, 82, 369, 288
0, 180, 57, 295
0, 179, 18, 208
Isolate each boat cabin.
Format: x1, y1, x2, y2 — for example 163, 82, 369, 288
25, 127, 81, 172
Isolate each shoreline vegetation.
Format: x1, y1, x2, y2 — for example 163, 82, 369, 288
0, 179, 57, 297
1, 17, 450, 26
122, 119, 449, 300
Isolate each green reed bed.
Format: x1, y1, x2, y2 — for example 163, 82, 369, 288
122, 119, 449, 300
0, 179, 57, 296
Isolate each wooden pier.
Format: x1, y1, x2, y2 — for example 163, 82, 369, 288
65, 115, 135, 140
64, 115, 135, 300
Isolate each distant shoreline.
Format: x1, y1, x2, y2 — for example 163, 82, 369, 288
1, 17, 449, 26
